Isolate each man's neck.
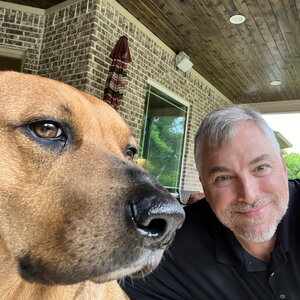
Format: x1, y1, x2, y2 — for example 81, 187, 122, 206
234, 234, 277, 263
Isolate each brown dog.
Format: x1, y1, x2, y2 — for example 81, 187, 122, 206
0, 72, 185, 300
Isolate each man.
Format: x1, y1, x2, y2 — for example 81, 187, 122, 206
121, 105, 300, 299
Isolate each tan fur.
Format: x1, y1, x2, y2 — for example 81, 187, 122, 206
0, 72, 183, 299
0, 247, 126, 299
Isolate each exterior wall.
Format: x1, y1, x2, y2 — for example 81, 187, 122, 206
0, 3, 44, 73
0, 0, 232, 194
39, 0, 96, 91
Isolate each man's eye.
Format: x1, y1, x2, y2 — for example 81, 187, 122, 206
31, 122, 62, 139
255, 164, 269, 172
215, 175, 231, 182
213, 175, 234, 187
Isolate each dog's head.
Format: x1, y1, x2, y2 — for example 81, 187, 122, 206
0, 71, 184, 285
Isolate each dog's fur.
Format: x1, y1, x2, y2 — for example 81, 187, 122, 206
0, 72, 184, 299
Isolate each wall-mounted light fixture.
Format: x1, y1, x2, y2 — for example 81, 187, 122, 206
176, 51, 193, 72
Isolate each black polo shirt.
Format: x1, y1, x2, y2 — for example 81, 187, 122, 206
121, 179, 300, 300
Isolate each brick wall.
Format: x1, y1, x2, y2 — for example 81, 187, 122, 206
0, 0, 232, 194
38, 0, 96, 91
0, 5, 44, 73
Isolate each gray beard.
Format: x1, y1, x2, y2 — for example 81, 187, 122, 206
218, 195, 288, 242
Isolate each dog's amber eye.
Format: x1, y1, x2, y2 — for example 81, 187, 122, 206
125, 147, 137, 161
32, 122, 62, 139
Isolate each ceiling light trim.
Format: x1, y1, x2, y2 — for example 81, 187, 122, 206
229, 14, 246, 24
270, 80, 282, 86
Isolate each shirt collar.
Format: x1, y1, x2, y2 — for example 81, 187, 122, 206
213, 221, 244, 265
213, 219, 282, 272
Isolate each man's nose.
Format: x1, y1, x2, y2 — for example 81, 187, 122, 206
237, 176, 258, 203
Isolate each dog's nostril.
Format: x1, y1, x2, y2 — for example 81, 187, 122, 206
135, 218, 167, 237
130, 196, 184, 247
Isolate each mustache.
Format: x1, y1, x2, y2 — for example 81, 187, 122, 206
228, 195, 277, 212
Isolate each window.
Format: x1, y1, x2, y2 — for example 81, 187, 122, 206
138, 83, 188, 194
0, 47, 24, 71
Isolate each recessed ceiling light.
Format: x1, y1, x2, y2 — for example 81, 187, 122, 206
229, 14, 246, 24
270, 80, 282, 86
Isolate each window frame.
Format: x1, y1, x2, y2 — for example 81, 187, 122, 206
140, 79, 189, 195
0, 46, 25, 71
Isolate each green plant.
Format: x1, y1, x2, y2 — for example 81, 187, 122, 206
283, 153, 300, 179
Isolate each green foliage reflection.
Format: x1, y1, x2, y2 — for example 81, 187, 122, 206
143, 116, 184, 189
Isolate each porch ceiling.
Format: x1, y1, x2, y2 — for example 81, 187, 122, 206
3, 0, 300, 104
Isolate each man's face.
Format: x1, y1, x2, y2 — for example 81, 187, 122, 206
200, 121, 289, 242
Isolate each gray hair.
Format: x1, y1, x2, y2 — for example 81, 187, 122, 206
194, 105, 280, 171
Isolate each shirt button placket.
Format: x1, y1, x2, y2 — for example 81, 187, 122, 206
279, 294, 286, 299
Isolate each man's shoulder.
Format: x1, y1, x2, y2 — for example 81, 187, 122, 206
288, 179, 300, 194
168, 200, 217, 255
288, 179, 300, 209
184, 198, 215, 222
278, 179, 300, 249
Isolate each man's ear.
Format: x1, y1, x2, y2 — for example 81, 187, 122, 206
199, 176, 209, 203
280, 152, 288, 176
199, 176, 203, 187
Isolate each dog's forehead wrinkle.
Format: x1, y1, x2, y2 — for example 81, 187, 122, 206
60, 103, 72, 114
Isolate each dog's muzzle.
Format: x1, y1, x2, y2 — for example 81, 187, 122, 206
17, 166, 185, 285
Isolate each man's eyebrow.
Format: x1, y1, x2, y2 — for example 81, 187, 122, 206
209, 166, 230, 176
249, 154, 271, 165
208, 154, 272, 176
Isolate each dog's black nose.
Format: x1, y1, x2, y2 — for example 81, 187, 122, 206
130, 193, 185, 247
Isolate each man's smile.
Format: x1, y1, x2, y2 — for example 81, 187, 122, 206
235, 202, 271, 218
